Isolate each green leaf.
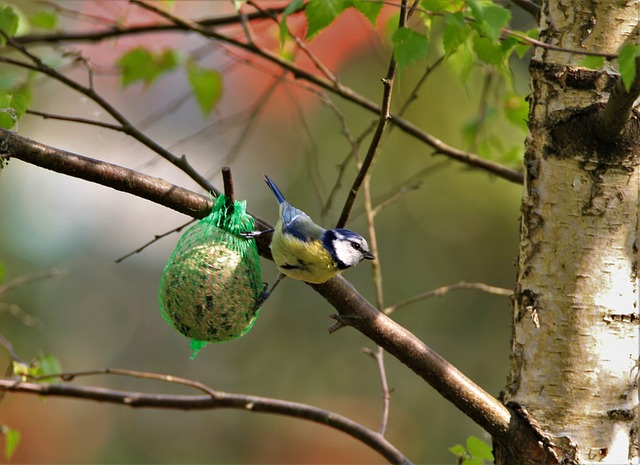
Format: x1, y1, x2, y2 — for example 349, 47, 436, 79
305, 0, 347, 40
0, 91, 30, 130
186, 62, 223, 116
34, 353, 62, 382
580, 55, 605, 70
391, 27, 430, 71
3, 427, 21, 461
118, 47, 178, 88
351, 0, 383, 26
466, 436, 494, 460
279, 0, 305, 44
422, 0, 463, 10
0, 6, 19, 46
448, 444, 467, 458
29, 10, 57, 30
466, 0, 510, 42
473, 35, 504, 65
513, 27, 537, 58
503, 92, 528, 130
12, 361, 30, 378
618, 43, 640, 92
442, 12, 468, 56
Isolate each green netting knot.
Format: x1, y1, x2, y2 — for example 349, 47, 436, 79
158, 195, 262, 358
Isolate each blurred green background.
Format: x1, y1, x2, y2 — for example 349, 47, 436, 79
0, 1, 531, 463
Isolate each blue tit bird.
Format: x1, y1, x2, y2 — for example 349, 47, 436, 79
253, 175, 374, 304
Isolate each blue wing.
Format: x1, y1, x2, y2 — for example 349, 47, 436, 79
266, 175, 325, 242
280, 203, 325, 242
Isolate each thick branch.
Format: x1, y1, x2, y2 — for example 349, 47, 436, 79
315, 278, 513, 439
0, 128, 211, 219
0, 378, 410, 465
596, 55, 640, 142
1, 129, 516, 441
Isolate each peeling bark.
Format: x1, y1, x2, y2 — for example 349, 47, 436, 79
503, 1, 640, 463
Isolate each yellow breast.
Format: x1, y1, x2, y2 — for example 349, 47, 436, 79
270, 229, 338, 284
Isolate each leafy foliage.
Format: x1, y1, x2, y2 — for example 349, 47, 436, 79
449, 436, 494, 464
618, 43, 640, 92
0, 88, 30, 130
305, 0, 348, 40
391, 27, 430, 71
0, 5, 19, 46
118, 47, 179, 88
580, 55, 605, 70
12, 353, 62, 382
1, 425, 21, 461
186, 62, 223, 117
29, 10, 58, 30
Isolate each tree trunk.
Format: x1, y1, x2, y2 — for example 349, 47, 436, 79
501, 1, 640, 464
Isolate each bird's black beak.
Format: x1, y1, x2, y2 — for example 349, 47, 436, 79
364, 251, 375, 260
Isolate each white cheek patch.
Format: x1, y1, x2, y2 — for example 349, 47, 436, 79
333, 240, 361, 267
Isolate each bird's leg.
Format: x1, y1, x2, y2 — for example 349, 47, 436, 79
239, 228, 274, 239
253, 273, 285, 309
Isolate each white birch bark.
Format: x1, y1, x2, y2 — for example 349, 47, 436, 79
503, 1, 640, 463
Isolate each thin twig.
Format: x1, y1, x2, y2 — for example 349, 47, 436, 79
383, 281, 513, 315
16, 6, 291, 45
114, 219, 197, 263
26, 109, 123, 132
0, 303, 40, 327
596, 54, 640, 142
468, 70, 494, 154
0, 33, 217, 194
222, 166, 235, 211
336, 0, 409, 228
127, 0, 523, 184
510, 0, 541, 17
1, 373, 412, 465
206, 74, 283, 178
0, 334, 24, 364
363, 347, 392, 436
363, 139, 390, 437
247, 0, 338, 84
3, 127, 515, 440
0, 268, 67, 296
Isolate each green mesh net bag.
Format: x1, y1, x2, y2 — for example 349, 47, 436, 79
158, 195, 262, 358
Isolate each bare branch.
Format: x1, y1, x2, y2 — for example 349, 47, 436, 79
383, 281, 513, 315
0, 128, 212, 218
363, 346, 392, 436
114, 219, 196, 263
596, 55, 640, 142
15, 6, 291, 45
0, 33, 217, 194
124, 0, 522, 184
26, 109, 124, 132
336, 0, 408, 228
510, 0, 540, 17
0, 375, 411, 465
2, 128, 515, 440
316, 278, 513, 439
0, 268, 67, 297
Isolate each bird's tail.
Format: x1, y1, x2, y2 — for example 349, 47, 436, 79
264, 175, 286, 204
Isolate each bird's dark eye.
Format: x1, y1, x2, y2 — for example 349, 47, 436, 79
351, 242, 362, 251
